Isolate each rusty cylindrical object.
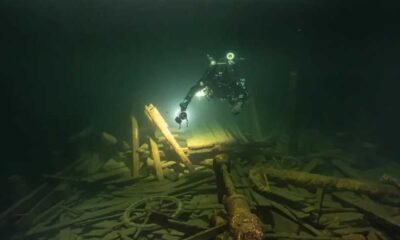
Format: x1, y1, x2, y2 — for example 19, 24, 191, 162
214, 154, 263, 240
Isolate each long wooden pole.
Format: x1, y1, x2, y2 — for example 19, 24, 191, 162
145, 104, 194, 172
149, 137, 164, 181
131, 115, 140, 177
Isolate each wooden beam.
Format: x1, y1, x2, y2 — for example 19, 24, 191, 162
25, 202, 130, 237
131, 115, 140, 177
149, 137, 164, 181
332, 192, 400, 231
145, 104, 194, 172
249, 167, 400, 199
182, 224, 227, 240
0, 158, 82, 226
0, 183, 49, 226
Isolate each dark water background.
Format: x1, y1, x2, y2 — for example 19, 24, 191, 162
1, 0, 399, 209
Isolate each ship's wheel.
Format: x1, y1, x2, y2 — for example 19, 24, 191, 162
122, 196, 182, 230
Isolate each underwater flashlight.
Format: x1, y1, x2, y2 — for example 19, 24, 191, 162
195, 88, 207, 97
226, 52, 235, 60
174, 111, 188, 127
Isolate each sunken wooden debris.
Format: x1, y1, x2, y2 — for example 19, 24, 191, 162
4, 144, 400, 240
379, 174, 400, 190
2, 106, 400, 239
246, 156, 400, 240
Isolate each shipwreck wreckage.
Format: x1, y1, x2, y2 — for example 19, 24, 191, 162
1, 104, 400, 240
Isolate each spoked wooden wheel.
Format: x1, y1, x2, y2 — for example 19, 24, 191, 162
122, 196, 182, 230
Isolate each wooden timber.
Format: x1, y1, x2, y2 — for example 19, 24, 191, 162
145, 104, 194, 171
131, 115, 140, 177
24, 201, 130, 237
0, 183, 49, 226
0, 159, 82, 226
249, 167, 400, 199
182, 224, 227, 240
149, 137, 164, 181
332, 192, 400, 231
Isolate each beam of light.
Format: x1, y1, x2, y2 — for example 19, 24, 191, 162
174, 108, 182, 118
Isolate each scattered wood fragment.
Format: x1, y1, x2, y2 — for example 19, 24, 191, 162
162, 160, 177, 168
320, 212, 365, 226
167, 176, 215, 196
315, 188, 325, 224
333, 192, 400, 231
263, 233, 342, 240
181, 223, 227, 240
25, 202, 130, 237
56, 227, 77, 240
271, 210, 299, 233
0, 183, 50, 225
379, 174, 400, 190
331, 159, 363, 179
332, 227, 371, 235
149, 212, 207, 234
302, 159, 321, 173
262, 173, 271, 192
261, 197, 322, 236
83, 228, 110, 238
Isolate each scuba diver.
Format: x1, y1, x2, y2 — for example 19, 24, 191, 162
175, 52, 249, 127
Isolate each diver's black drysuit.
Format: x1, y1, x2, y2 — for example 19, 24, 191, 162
175, 53, 248, 125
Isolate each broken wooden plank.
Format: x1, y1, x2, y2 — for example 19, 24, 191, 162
320, 212, 365, 226
4, 158, 84, 226
103, 227, 137, 240
271, 210, 300, 233
162, 160, 177, 168
263, 233, 341, 240
332, 192, 400, 231
145, 104, 194, 171
167, 176, 215, 195
16, 187, 61, 227
181, 223, 227, 240
149, 137, 164, 181
261, 197, 323, 236
331, 159, 363, 179
302, 158, 321, 173
0, 183, 49, 225
55, 227, 77, 240
379, 174, 400, 190
131, 115, 140, 177
332, 227, 371, 235
315, 188, 325, 224
25, 202, 130, 237
148, 212, 207, 234
83, 228, 111, 238
251, 190, 273, 207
